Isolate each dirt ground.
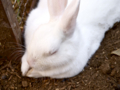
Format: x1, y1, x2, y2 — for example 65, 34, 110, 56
0, 1, 120, 90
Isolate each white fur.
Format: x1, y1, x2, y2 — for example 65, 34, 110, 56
21, 0, 120, 78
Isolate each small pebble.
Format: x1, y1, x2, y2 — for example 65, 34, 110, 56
62, 78, 68, 82
111, 68, 116, 76
100, 62, 111, 74
111, 65, 115, 69
22, 81, 28, 88
55, 88, 59, 90
111, 67, 119, 76
14, 87, 17, 89
10, 87, 14, 90
1, 74, 7, 79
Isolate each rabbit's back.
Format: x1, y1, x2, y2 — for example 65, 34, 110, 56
77, 0, 120, 30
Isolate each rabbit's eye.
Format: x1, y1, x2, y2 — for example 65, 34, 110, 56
49, 50, 57, 55
44, 50, 58, 56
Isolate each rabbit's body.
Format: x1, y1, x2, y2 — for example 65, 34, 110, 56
21, 0, 120, 78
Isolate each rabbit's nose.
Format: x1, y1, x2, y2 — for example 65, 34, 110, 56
27, 59, 36, 67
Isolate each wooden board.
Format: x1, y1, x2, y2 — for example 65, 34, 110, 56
1, 0, 21, 44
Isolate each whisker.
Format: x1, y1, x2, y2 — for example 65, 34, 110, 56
11, 53, 23, 61
11, 50, 24, 56
7, 42, 25, 48
4, 42, 25, 61
9, 50, 24, 59
14, 54, 23, 61
10, 48, 24, 50
6, 50, 23, 60
7, 49, 24, 58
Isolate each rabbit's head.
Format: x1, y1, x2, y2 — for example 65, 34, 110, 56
21, 0, 80, 78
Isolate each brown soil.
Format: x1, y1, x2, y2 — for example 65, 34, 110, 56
0, 1, 120, 90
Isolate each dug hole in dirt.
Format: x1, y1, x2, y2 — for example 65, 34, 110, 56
0, 1, 120, 90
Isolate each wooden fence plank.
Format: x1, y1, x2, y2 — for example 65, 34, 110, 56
1, 0, 21, 44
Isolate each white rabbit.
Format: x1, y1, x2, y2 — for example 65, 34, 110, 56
21, 0, 120, 78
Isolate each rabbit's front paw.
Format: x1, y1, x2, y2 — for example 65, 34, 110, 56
21, 60, 30, 76
21, 54, 30, 76
26, 68, 42, 78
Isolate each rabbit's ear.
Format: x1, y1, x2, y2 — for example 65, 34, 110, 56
48, 0, 67, 19
59, 0, 80, 34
